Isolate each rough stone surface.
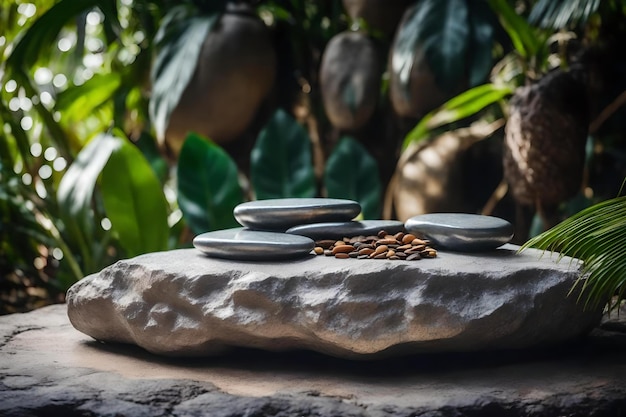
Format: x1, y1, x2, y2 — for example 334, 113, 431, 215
67, 244, 601, 358
1, 304, 626, 417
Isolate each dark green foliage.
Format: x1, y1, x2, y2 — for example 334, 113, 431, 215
101, 135, 169, 257
177, 133, 243, 234
250, 109, 316, 200
324, 137, 381, 219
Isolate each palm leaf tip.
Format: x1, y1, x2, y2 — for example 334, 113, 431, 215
521, 196, 626, 310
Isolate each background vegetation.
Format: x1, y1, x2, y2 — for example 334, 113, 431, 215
1, 0, 625, 314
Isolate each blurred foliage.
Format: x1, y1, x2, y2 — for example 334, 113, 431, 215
1, 0, 625, 314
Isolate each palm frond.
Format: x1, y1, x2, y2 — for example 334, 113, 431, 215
529, 0, 601, 29
521, 196, 626, 310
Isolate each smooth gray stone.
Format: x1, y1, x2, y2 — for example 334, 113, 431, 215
405, 213, 514, 251
286, 220, 405, 240
66, 245, 602, 359
233, 198, 361, 231
193, 228, 314, 261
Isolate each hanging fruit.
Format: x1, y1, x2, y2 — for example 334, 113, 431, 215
151, 3, 276, 156
503, 69, 589, 209
320, 31, 381, 131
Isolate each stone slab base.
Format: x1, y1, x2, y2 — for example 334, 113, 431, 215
1, 304, 626, 416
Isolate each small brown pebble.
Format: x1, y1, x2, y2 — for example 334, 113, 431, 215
313, 247, 324, 255
386, 249, 396, 258
377, 238, 398, 246
396, 244, 412, 251
389, 255, 400, 260
317, 240, 336, 249
406, 253, 421, 261
377, 230, 387, 238
402, 234, 416, 244
358, 243, 374, 250
332, 244, 355, 254
412, 238, 427, 246
373, 252, 387, 259
393, 232, 405, 241
335, 240, 346, 247
365, 235, 378, 242
374, 245, 388, 255
358, 247, 374, 256
349, 235, 366, 244
334, 252, 350, 259
395, 252, 407, 259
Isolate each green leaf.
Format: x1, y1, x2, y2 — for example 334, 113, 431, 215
522, 196, 626, 310
467, 1, 496, 87
488, 0, 540, 58
177, 133, 243, 234
391, 0, 470, 94
134, 131, 168, 185
57, 134, 118, 251
324, 136, 381, 219
529, 0, 600, 29
6, 0, 115, 70
55, 73, 121, 125
251, 109, 316, 199
403, 83, 513, 148
149, 7, 217, 141
100, 136, 169, 257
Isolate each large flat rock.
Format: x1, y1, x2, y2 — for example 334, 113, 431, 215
66, 245, 601, 358
1, 304, 626, 416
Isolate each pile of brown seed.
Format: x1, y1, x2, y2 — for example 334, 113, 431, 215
312, 230, 437, 261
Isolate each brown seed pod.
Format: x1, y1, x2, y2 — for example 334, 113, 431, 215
320, 31, 381, 131
163, 5, 276, 154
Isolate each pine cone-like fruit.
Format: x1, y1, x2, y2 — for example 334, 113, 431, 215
503, 69, 589, 206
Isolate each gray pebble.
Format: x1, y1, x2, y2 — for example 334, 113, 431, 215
404, 213, 514, 252
234, 198, 361, 231
286, 220, 405, 240
193, 228, 315, 261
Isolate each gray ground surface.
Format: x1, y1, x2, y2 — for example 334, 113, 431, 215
1, 304, 626, 416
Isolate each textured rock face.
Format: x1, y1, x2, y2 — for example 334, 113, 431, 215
66, 245, 602, 358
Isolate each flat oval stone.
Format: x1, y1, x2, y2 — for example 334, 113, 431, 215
193, 228, 315, 261
404, 213, 514, 251
286, 220, 406, 240
233, 198, 361, 231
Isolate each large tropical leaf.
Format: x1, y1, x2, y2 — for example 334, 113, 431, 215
55, 73, 121, 125
250, 109, 316, 199
391, 0, 469, 94
177, 133, 243, 234
57, 134, 118, 257
149, 6, 217, 141
100, 135, 169, 257
522, 196, 626, 310
403, 83, 513, 148
324, 136, 381, 219
467, 1, 496, 87
529, 0, 600, 29
5, 0, 116, 70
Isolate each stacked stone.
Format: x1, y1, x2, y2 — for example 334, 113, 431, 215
193, 198, 514, 261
